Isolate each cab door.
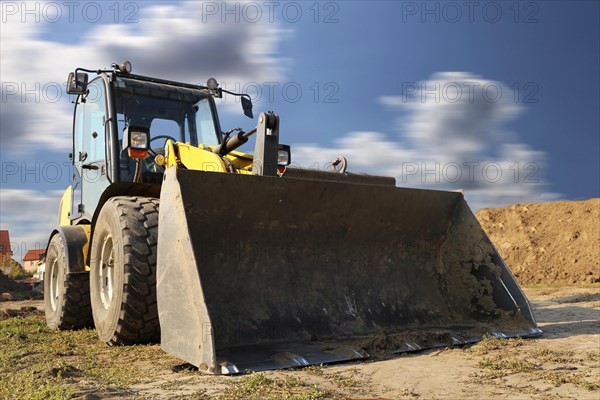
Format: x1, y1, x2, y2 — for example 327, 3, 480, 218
71, 78, 110, 220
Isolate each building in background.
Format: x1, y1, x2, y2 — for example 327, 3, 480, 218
22, 249, 45, 274
0, 230, 12, 275
36, 261, 46, 282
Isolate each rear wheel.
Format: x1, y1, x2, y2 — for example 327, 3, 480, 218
44, 234, 93, 330
90, 196, 160, 344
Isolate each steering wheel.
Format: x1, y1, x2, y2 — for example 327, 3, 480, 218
150, 135, 177, 145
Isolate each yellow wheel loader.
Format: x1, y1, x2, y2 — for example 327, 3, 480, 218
44, 61, 541, 374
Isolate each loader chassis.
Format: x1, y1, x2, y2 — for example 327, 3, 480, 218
45, 63, 542, 375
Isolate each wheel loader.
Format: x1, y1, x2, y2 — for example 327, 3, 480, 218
44, 61, 542, 374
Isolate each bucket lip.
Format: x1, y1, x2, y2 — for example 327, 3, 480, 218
215, 340, 370, 375
390, 327, 544, 354
212, 327, 543, 374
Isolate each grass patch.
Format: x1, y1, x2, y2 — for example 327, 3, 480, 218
478, 356, 538, 373
466, 334, 526, 356
543, 371, 600, 391
586, 351, 600, 362
166, 389, 212, 400
0, 371, 72, 400
468, 332, 599, 395
327, 372, 361, 390
305, 365, 371, 396
158, 377, 198, 391
529, 347, 576, 364
0, 314, 175, 399
218, 373, 327, 400
397, 388, 420, 398
304, 364, 324, 376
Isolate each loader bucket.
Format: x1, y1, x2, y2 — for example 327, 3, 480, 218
157, 168, 541, 374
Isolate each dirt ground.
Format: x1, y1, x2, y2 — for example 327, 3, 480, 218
1, 285, 598, 399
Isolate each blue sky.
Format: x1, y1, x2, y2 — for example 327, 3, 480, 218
1, 1, 599, 260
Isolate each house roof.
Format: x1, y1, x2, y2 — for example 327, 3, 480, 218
23, 249, 45, 262
0, 230, 10, 254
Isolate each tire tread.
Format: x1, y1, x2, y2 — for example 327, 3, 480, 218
104, 196, 160, 345
45, 234, 93, 330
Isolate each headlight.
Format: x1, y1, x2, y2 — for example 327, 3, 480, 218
277, 144, 291, 166
130, 131, 148, 149
123, 126, 150, 158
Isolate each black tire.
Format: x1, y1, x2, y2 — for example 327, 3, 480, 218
89, 196, 160, 345
44, 234, 93, 330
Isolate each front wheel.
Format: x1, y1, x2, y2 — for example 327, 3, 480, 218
44, 233, 93, 330
89, 196, 160, 344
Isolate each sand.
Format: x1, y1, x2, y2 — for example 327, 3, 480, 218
476, 198, 600, 285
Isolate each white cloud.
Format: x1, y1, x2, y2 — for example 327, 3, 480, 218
0, 189, 64, 261
0, 0, 288, 152
0, 0, 291, 260
293, 72, 560, 210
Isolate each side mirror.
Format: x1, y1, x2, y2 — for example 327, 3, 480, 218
241, 96, 253, 119
277, 144, 291, 167
66, 72, 88, 95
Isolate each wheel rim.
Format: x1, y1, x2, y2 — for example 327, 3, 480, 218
99, 235, 115, 310
49, 258, 59, 311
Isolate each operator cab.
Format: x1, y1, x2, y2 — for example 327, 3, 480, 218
113, 77, 220, 183
66, 61, 253, 220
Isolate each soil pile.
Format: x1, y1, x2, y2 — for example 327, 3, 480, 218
0, 273, 41, 300
476, 198, 599, 285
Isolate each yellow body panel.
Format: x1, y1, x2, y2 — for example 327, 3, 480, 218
57, 186, 91, 270
58, 187, 72, 226
223, 150, 254, 172
164, 140, 255, 175
178, 143, 228, 172
164, 140, 178, 169
82, 224, 91, 271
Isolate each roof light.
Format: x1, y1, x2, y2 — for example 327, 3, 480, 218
118, 60, 132, 74
207, 78, 218, 90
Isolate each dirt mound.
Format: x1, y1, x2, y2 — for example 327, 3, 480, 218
0, 306, 44, 321
0, 274, 41, 300
476, 198, 600, 285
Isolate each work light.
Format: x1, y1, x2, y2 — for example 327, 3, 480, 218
123, 126, 150, 158
277, 144, 291, 166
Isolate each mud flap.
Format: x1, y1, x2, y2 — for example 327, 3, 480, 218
157, 168, 541, 374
